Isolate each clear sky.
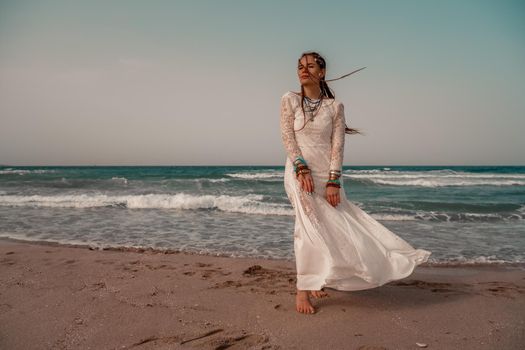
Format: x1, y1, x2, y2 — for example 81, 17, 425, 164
0, 0, 523, 166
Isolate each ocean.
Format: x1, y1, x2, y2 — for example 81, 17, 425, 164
0, 165, 523, 265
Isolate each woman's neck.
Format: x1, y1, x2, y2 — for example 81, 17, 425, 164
302, 85, 322, 100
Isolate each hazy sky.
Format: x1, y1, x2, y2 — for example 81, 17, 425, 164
1, 0, 524, 166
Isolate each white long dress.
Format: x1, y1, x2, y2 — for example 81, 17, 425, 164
280, 91, 431, 291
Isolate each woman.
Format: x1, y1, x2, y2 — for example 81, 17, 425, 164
280, 51, 431, 314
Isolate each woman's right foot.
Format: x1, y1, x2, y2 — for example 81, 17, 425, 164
296, 289, 315, 314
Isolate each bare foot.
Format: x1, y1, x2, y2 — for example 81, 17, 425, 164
310, 288, 329, 299
296, 289, 315, 314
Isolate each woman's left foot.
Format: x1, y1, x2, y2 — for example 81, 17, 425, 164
310, 289, 329, 298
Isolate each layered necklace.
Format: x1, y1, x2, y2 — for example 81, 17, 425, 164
303, 91, 324, 122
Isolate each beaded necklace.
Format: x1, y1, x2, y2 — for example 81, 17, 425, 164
303, 92, 323, 122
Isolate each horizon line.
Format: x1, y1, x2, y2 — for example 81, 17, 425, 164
1, 164, 524, 167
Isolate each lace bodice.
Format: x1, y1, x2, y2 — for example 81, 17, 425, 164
280, 91, 346, 174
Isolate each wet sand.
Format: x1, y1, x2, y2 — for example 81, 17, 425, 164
0, 237, 524, 349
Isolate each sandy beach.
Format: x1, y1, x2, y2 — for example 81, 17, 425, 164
0, 237, 524, 350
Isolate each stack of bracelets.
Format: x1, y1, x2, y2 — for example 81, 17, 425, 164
294, 157, 341, 190
293, 156, 311, 177
326, 169, 342, 189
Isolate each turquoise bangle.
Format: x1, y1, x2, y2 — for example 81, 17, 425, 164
293, 156, 306, 165
293, 156, 307, 172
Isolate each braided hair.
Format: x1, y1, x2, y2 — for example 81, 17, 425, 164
297, 51, 363, 135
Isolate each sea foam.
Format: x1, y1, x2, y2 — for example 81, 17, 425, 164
0, 193, 294, 216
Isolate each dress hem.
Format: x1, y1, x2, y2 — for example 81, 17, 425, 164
296, 249, 432, 291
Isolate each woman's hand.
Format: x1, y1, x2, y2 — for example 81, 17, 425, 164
297, 173, 314, 194
325, 186, 340, 207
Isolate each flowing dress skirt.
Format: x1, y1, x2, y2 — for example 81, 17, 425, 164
284, 145, 431, 291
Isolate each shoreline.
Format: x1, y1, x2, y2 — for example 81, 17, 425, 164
1, 235, 524, 269
1, 237, 524, 349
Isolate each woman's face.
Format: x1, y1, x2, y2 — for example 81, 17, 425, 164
297, 55, 325, 86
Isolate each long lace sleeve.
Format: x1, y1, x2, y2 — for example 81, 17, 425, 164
329, 101, 346, 172
280, 93, 303, 162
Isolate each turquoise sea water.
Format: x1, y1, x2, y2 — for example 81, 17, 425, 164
0, 165, 524, 265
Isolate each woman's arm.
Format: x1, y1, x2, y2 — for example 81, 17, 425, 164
329, 101, 346, 172
281, 93, 314, 194
280, 93, 304, 162
326, 101, 346, 207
